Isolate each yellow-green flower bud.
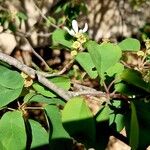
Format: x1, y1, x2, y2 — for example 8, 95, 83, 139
137, 50, 145, 56
72, 41, 81, 49
71, 50, 78, 57
147, 49, 150, 55
75, 32, 82, 38
77, 34, 86, 44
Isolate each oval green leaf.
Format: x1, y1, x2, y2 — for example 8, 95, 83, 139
45, 105, 72, 150
76, 52, 98, 79
52, 29, 73, 49
118, 38, 140, 51
86, 41, 122, 81
62, 97, 96, 147
29, 119, 49, 149
0, 65, 24, 107
0, 111, 26, 150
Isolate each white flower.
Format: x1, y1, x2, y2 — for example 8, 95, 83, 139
64, 20, 88, 37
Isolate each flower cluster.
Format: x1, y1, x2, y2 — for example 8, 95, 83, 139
64, 20, 88, 52
137, 39, 150, 57
21, 72, 33, 87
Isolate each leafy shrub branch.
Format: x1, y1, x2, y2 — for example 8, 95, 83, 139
0, 1, 150, 150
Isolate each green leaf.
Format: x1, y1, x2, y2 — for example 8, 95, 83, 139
115, 82, 145, 96
50, 76, 71, 90
52, 29, 73, 49
0, 111, 26, 150
0, 142, 5, 150
46, 16, 56, 27
96, 105, 110, 122
62, 97, 95, 147
23, 92, 36, 103
118, 38, 140, 51
29, 95, 65, 106
16, 12, 27, 20
45, 105, 70, 139
0, 65, 23, 89
121, 69, 150, 93
115, 83, 132, 95
62, 97, 94, 122
32, 83, 56, 97
45, 105, 72, 150
110, 114, 124, 132
129, 102, 139, 150
109, 100, 125, 132
75, 52, 98, 79
29, 119, 49, 149
0, 86, 23, 107
86, 41, 122, 81
0, 65, 24, 107
106, 63, 124, 77
32, 76, 70, 98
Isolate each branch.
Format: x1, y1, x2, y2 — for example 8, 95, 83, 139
73, 83, 98, 92
69, 91, 105, 97
16, 31, 51, 70
42, 59, 75, 77
0, 51, 72, 101
0, 51, 129, 102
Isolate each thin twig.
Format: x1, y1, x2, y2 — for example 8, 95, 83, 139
107, 79, 116, 92
33, 1, 59, 29
120, 60, 131, 68
103, 81, 109, 94
73, 83, 97, 92
24, 38, 51, 70
39, 59, 75, 77
15, 31, 51, 70
69, 91, 105, 97
24, 107, 44, 110
7, 108, 15, 111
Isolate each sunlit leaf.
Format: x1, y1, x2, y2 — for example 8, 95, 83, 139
118, 38, 140, 51
106, 63, 124, 77
62, 97, 95, 147
121, 69, 150, 93
76, 52, 98, 79
109, 100, 125, 132
52, 29, 73, 49
96, 105, 110, 122
86, 41, 122, 81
